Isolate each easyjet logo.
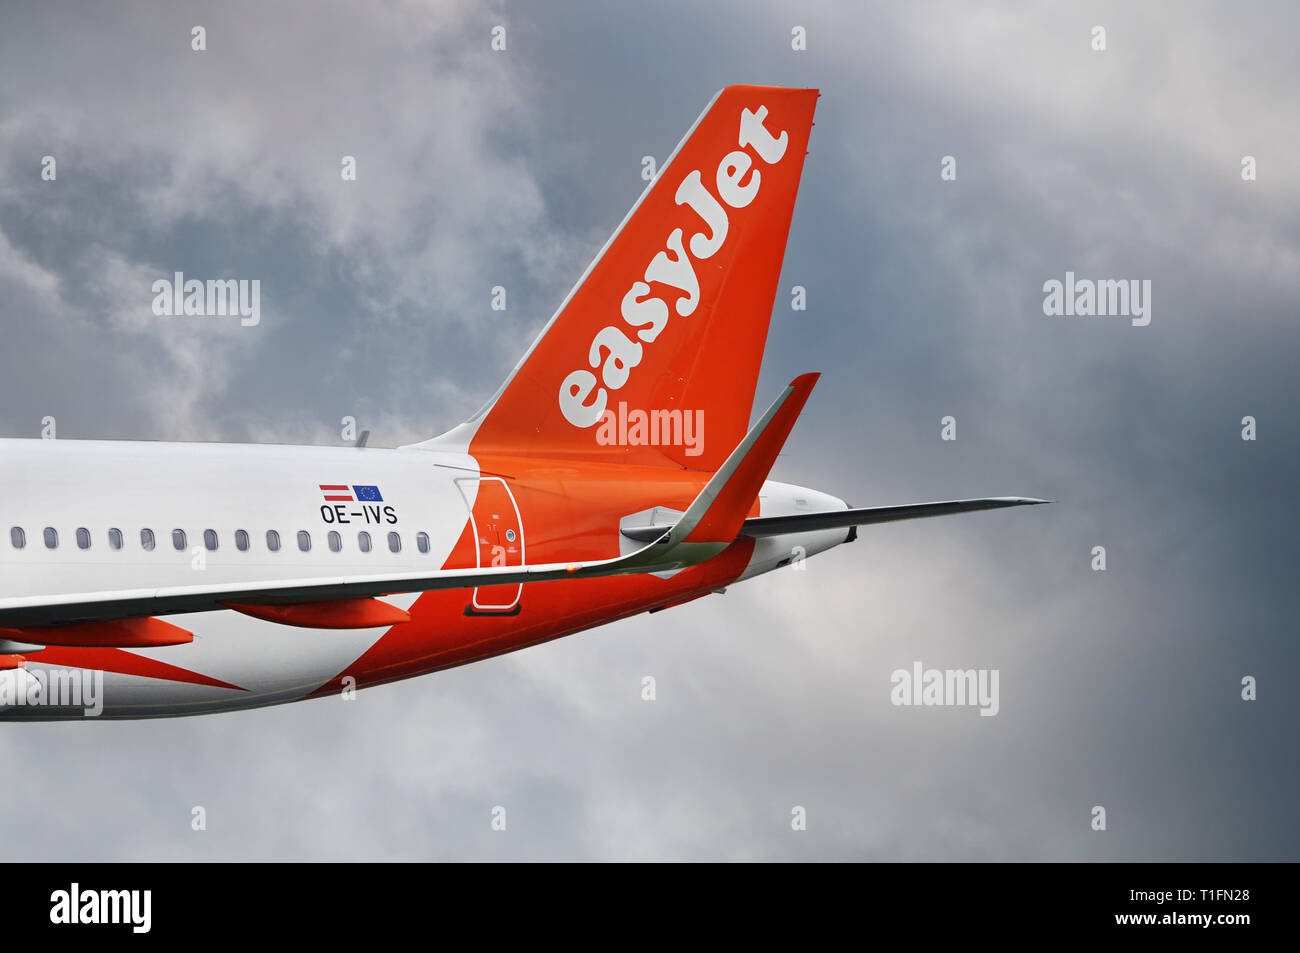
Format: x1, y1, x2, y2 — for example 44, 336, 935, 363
558, 105, 791, 429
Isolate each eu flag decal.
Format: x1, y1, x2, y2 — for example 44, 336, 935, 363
353, 485, 383, 502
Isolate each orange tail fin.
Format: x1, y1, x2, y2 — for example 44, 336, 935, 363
427, 85, 819, 470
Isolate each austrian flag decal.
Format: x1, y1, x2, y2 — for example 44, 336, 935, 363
318, 484, 384, 502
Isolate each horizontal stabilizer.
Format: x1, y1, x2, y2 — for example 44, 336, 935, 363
741, 497, 1051, 537
620, 497, 1050, 542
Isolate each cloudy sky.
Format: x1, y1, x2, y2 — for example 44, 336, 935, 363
1, 0, 1296, 860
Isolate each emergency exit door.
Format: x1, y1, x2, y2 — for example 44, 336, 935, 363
455, 477, 525, 612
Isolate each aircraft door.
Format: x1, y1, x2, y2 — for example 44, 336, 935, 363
455, 477, 525, 613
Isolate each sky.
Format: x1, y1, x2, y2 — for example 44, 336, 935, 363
0, 0, 1296, 860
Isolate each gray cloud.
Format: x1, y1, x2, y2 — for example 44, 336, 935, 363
0, 0, 1295, 860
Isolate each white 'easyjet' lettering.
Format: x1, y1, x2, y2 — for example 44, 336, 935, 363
558, 105, 789, 429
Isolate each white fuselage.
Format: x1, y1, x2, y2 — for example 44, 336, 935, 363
0, 438, 847, 719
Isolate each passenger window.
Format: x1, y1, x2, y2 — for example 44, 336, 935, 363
235, 529, 249, 551
76, 527, 91, 550
416, 531, 430, 554
203, 529, 218, 551
108, 527, 123, 550
10, 526, 25, 549
266, 530, 281, 552
141, 528, 156, 551
172, 529, 187, 551
328, 531, 341, 553
387, 531, 401, 553
43, 527, 58, 549
358, 531, 371, 553
297, 530, 311, 552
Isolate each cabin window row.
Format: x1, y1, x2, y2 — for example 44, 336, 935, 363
8, 526, 432, 555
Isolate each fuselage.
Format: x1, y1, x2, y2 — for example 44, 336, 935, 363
0, 437, 848, 718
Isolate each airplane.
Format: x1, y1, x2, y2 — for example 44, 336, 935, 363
0, 85, 1045, 720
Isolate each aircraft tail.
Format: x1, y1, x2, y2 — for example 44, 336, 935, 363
425, 85, 819, 470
